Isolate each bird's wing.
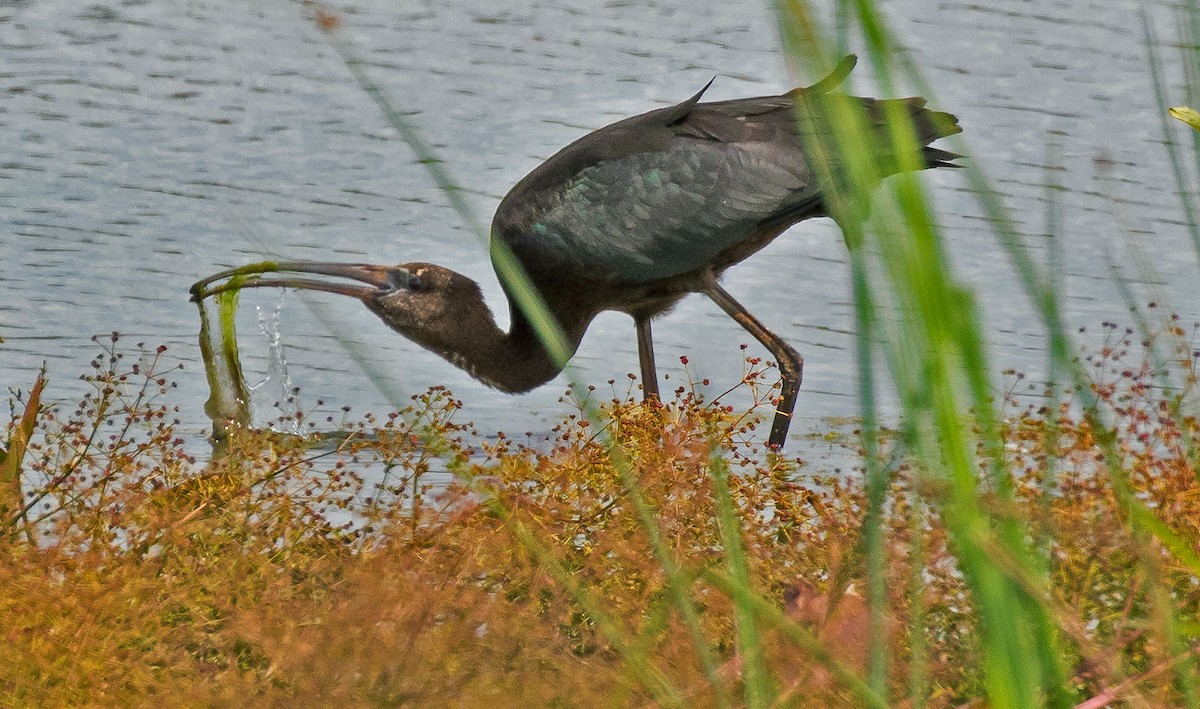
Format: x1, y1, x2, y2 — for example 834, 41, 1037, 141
494, 93, 824, 284
501, 139, 821, 284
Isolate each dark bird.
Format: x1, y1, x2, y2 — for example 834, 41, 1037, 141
191, 56, 960, 449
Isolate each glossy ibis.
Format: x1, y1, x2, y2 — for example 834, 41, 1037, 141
191, 56, 960, 449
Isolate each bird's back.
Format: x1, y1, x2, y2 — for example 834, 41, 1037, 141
491, 57, 959, 288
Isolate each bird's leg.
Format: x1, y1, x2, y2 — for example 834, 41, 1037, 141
634, 315, 660, 402
704, 283, 804, 450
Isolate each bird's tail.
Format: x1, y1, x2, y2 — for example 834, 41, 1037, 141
792, 57, 962, 177
880, 96, 962, 170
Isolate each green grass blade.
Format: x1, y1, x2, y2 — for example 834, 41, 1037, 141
1171, 106, 1200, 132
702, 570, 890, 709
710, 454, 775, 707
849, 246, 891, 697
1144, 11, 1200, 264
603, 435, 734, 705
500, 510, 687, 706
317, 22, 573, 369
2, 369, 43, 543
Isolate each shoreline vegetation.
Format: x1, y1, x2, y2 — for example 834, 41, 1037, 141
1, 325, 1197, 706
4, 0, 1200, 706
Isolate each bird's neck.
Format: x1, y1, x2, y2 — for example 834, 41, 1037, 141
422, 302, 591, 395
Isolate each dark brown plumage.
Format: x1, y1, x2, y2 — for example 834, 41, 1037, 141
191, 56, 960, 449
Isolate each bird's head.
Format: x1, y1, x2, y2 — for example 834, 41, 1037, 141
190, 260, 488, 349
363, 263, 489, 346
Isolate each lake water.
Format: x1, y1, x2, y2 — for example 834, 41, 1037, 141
2, 0, 1196, 454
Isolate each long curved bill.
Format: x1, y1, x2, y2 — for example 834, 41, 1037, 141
190, 261, 405, 302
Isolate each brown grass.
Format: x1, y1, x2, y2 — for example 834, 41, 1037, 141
1, 328, 1197, 707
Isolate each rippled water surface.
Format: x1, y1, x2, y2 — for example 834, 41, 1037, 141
2, 0, 1196, 450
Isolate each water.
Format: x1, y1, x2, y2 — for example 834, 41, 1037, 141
2, 0, 1196, 453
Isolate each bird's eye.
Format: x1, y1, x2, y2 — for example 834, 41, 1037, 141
385, 269, 423, 292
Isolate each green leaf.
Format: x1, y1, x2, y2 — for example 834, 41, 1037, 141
2, 369, 44, 536
1169, 105, 1200, 131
